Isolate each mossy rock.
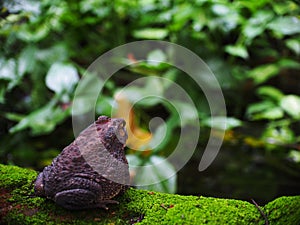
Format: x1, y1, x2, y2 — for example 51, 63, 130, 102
0, 164, 299, 224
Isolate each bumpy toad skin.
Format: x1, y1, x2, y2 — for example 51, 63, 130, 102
34, 116, 129, 210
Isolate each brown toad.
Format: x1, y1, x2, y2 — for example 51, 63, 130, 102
34, 116, 129, 210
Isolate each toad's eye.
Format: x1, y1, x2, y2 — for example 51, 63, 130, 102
116, 123, 127, 145
118, 128, 126, 137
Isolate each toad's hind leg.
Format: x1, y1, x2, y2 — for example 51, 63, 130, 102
54, 189, 119, 210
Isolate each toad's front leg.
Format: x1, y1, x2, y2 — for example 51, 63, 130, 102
54, 188, 118, 210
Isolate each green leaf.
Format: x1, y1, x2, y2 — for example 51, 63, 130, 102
95, 96, 114, 116
127, 155, 177, 193
247, 101, 284, 120
147, 114, 179, 153
46, 62, 79, 94
272, 1, 299, 15
237, 0, 270, 12
18, 45, 37, 76
120, 76, 166, 107
225, 45, 248, 59
256, 86, 284, 102
0, 58, 23, 91
248, 64, 279, 84
9, 99, 70, 135
243, 24, 264, 41
280, 95, 300, 119
243, 10, 273, 40
0, 84, 6, 104
202, 116, 242, 130
262, 126, 295, 149
288, 150, 300, 163
147, 120, 167, 150
168, 101, 198, 126
133, 28, 168, 39
0, 58, 16, 81
211, 4, 230, 16
253, 107, 284, 120
72, 72, 103, 115
171, 4, 195, 31
5, 113, 24, 122
80, 1, 110, 18
247, 101, 275, 115
35, 44, 69, 66
277, 58, 300, 70
147, 49, 167, 66
18, 22, 51, 42
4, 0, 40, 14
268, 16, 300, 35
286, 39, 300, 55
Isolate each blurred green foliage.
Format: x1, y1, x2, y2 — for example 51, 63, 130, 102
1, 0, 300, 196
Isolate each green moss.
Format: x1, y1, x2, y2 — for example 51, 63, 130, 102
0, 164, 299, 224
120, 190, 261, 224
0, 164, 37, 189
264, 196, 300, 225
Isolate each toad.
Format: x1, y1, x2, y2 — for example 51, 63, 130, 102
34, 116, 129, 210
